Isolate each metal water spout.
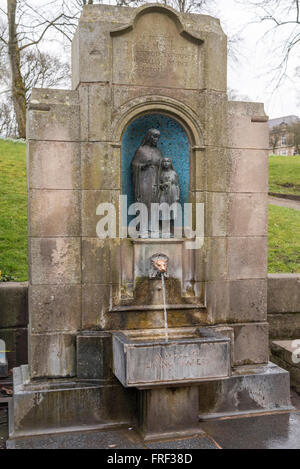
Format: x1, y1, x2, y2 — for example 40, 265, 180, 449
149, 254, 169, 342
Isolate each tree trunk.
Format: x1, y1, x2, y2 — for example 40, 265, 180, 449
7, 0, 26, 139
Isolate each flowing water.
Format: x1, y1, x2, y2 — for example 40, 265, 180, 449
161, 273, 169, 342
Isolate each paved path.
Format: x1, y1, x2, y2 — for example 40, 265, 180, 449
269, 196, 300, 211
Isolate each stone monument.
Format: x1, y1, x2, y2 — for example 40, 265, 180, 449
8, 3, 292, 447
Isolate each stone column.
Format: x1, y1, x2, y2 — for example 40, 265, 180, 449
205, 100, 270, 366
27, 89, 81, 378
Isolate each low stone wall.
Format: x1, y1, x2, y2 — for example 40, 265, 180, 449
268, 274, 300, 391
0, 283, 28, 372
268, 274, 300, 340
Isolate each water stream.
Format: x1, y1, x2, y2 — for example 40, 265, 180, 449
161, 273, 169, 343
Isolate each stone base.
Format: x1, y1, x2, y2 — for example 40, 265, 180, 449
138, 385, 205, 441
198, 362, 293, 420
8, 363, 292, 446
8, 365, 137, 439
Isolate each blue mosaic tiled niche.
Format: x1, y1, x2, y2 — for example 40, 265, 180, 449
122, 114, 190, 224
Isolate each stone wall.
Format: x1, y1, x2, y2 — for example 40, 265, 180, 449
268, 274, 300, 340
0, 283, 28, 372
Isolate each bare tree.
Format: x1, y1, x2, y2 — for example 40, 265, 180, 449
240, 0, 300, 87
0, 0, 101, 138
0, 49, 70, 137
269, 124, 282, 153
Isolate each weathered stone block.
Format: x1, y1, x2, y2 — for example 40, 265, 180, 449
198, 363, 292, 419
82, 238, 120, 285
206, 192, 228, 237
77, 331, 113, 380
81, 142, 120, 190
29, 285, 81, 334
138, 386, 201, 440
228, 237, 267, 280
29, 190, 80, 237
193, 148, 206, 191
206, 279, 267, 324
88, 84, 111, 141
205, 147, 231, 192
82, 284, 111, 329
120, 239, 134, 287
204, 30, 227, 91
271, 340, 300, 367
30, 238, 81, 285
9, 366, 137, 438
28, 141, 80, 190
78, 85, 89, 140
228, 193, 268, 237
27, 89, 80, 142
229, 148, 269, 193
205, 237, 228, 281
233, 322, 269, 366
271, 340, 300, 392
228, 279, 267, 323
81, 190, 119, 237
268, 274, 300, 313
204, 92, 228, 147
227, 101, 269, 150
72, 20, 112, 87
30, 333, 76, 378
0, 283, 28, 329
268, 313, 300, 340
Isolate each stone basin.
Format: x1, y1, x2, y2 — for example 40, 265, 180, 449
112, 327, 231, 388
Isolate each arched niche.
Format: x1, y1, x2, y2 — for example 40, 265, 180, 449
121, 113, 190, 224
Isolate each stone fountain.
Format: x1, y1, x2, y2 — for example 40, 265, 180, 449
8, 3, 292, 447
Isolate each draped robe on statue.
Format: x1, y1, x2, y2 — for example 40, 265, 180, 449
131, 145, 163, 211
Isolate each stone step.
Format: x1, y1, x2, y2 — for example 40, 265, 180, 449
271, 340, 300, 392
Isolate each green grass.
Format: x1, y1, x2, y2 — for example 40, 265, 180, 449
269, 155, 300, 195
0, 140, 299, 279
0, 139, 28, 281
268, 204, 300, 273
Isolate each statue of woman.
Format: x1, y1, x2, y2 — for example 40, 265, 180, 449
131, 129, 163, 211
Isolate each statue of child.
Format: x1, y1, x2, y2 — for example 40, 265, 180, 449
159, 159, 180, 237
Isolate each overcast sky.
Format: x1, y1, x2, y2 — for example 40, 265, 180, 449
1, 0, 299, 119
213, 0, 300, 119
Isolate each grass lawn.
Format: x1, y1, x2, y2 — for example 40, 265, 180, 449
268, 204, 300, 273
0, 139, 27, 282
0, 140, 299, 279
269, 155, 300, 195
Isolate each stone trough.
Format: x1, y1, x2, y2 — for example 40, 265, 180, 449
113, 327, 231, 388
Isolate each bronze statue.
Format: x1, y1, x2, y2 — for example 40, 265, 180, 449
131, 129, 163, 211
131, 129, 180, 237
159, 158, 180, 209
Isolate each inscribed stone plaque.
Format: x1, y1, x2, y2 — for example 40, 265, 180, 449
112, 11, 203, 89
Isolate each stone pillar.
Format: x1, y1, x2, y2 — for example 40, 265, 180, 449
27, 89, 81, 378
205, 100, 270, 366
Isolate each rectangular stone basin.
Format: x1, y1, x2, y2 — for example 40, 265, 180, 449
112, 328, 231, 388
